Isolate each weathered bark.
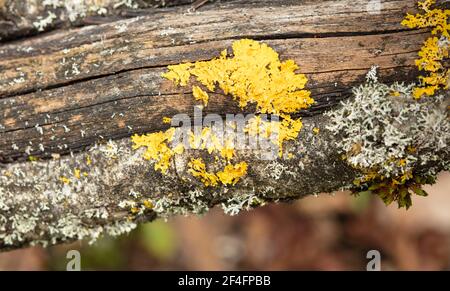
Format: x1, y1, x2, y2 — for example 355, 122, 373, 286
0, 0, 448, 251
0, 0, 202, 42
0, 0, 425, 163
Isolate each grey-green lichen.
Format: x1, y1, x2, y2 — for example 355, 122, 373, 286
2, 68, 447, 249
326, 67, 450, 208
0, 141, 143, 248
221, 193, 266, 216
39, 0, 138, 26
0, 137, 278, 250
1, 117, 346, 250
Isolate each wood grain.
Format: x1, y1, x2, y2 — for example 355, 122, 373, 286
0, 0, 429, 163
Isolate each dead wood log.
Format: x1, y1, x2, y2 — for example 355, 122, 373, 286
0, 0, 200, 41
0, 0, 448, 251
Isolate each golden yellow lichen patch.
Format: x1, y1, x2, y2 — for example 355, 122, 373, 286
143, 200, 154, 209
402, 0, 449, 98
162, 117, 172, 124
133, 39, 312, 187
216, 162, 248, 186
192, 85, 209, 106
188, 157, 248, 187
220, 139, 235, 161
130, 207, 140, 214
188, 158, 219, 187
278, 116, 303, 144
186, 128, 235, 160
244, 115, 303, 156
390, 90, 401, 97
59, 176, 71, 184
74, 168, 81, 179
131, 128, 176, 174
162, 39, 313, 113
28, 156, 38, 161
162, 39, 313, 155
163, 62, 193, 86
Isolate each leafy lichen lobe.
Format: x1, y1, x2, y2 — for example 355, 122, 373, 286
402, 0, 449, 98
132, 39, 314, 187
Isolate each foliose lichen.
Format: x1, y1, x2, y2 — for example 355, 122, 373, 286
0, 140, 141, 248
132, 39, 314, 188
327, 67, 449, 209
401, 0, 449, 98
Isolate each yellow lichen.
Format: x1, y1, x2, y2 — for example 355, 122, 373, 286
162, 117, 172, 124
312, 127, 320, 135
187, 158, 248, 187
192, 85, 209, 106
130, 207, 140, 214
244, 114, 303, 156
402, 0, 450, 98
134, 39, 312, 187
143, 200, 154, 209
186, 128, 236, 160
131, 128, 176, 174
188, 158, 219, 187
390, 90, 401, 97
162, 39, 313, 155
74, 168, 81, 179
162, 62, 193, 86
216, 162, 248, 186
28, 156, 38, 161
220, 139, 235, 161
169, 39, 313, 116
59, 176, 71, 184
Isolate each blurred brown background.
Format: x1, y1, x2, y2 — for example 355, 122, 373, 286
1, 172, 449, 271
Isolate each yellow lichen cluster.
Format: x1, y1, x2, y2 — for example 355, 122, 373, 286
132, 39, 313, 187
59, 176, 71, 185
244, 115, 303, 153
192, 85, 209, 106
216, 162, 248, 185
163, 40, 313, 152
188, 158, 219, 187
402, 0, 450, 98
162, 117, 172, 124
59, 162, 89, 185
131, 128, 182, 174
188, 158, 248, 187
131, 125, 247, 186
187, 127, 236, 161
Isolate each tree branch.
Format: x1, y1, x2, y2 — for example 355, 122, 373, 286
0, 0, 448, 251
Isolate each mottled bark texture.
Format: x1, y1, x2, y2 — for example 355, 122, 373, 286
0, 0, 202, 41
0, 0, 448, 251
